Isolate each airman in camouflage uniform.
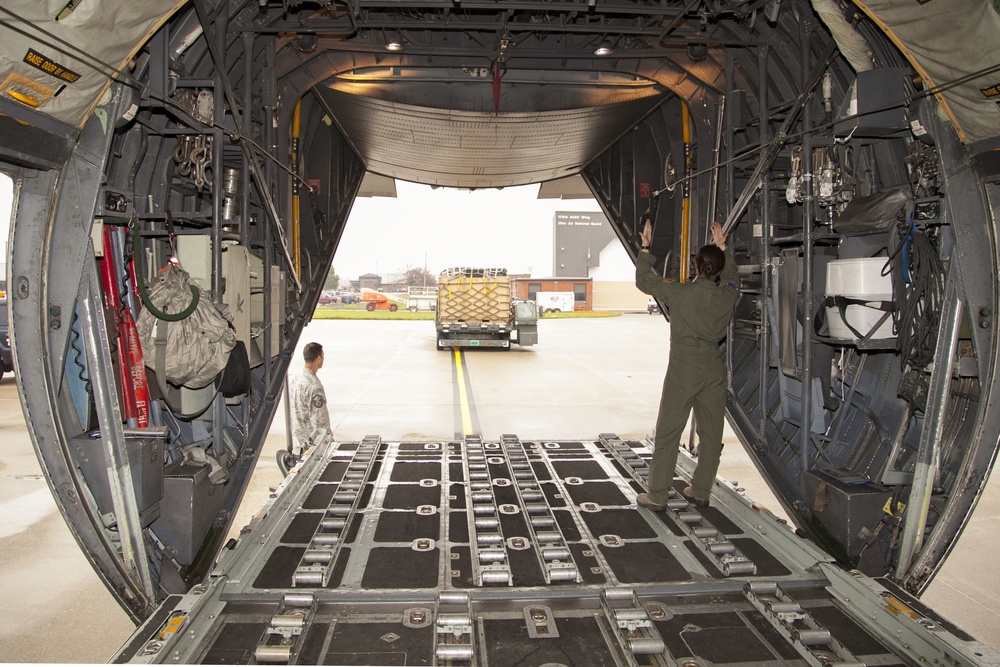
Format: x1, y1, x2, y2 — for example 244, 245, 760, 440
289, 341, 332, 448
634, 221, 739, 508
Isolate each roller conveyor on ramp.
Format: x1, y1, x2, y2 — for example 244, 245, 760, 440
116, 434, 1000, 666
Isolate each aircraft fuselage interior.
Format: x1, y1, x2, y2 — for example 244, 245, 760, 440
2, 0, 1000, 663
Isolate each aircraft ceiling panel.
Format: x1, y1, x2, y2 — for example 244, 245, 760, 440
321, 88, 664, 187
852, 0, 1000, 145
327, 74, 661, 113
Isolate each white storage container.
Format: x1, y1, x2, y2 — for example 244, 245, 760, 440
825, 258, 895, 340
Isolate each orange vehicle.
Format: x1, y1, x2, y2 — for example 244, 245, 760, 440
360, 288, 398, 312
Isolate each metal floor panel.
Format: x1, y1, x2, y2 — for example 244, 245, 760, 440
118, 435, 992, 665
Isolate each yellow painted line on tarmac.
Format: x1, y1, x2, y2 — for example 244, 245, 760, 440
454, 348, 475, 436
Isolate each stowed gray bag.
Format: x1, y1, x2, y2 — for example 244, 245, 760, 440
136, 264, 237, 389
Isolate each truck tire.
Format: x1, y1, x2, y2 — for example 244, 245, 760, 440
409, 306, 418, 312
389, 303, 398, 312
365, 302, 376, 311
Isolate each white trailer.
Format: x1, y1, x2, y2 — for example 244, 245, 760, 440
406, 286, 437, 311
535, 291, 576, 313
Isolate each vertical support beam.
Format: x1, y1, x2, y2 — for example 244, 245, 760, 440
758, 45, 771, 447
241, 32, 254, 249
211, 20, 227, 457
263, 38, 277, 375
80, 264, 156, 601
148, 25, 169, 103
897, 271, 962, 578
799, 23, 815, 495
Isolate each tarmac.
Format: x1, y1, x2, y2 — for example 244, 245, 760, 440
0, 314, 997, 662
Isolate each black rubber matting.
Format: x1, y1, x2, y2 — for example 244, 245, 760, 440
809, 604, 900, 657
450, 545, 474, 588
280, 512, 323, 544
322, 622, 434, 665
253, 546, 352, 589
373, 512, 440, 542
581, 508, 658, 540
297, 623, 330, 665
361, 547, 439, 589
569, 542, 607, 584
389, 462, 441, 482
553, 509, 582, 542
498, 513, 530, 539
731, 537, 791, 577
490, 485, 520, 506
482, 617, 617, 666
599, 541, 691, 583
506, 546, 545, 586
487, 461, 512, 479
698, 506, 743, 534
320, 461, 350, 483
344, 513, 364, 543
564, 481, 629, 506
656, 610, 799, 663
449, 511, 469, 543
551, 460, 610, 480
655, 511, 686, 536
540, 482, 567, 507
201, 621, 268, 664
448, 462, 464, 482
448, 483, 467, 509
324, 548, 351, 588
531, 461, 552, 481
302, 483, 339, 510
382, 484, 441, 510
254, 546, 304, 588
400, 442, 443, 452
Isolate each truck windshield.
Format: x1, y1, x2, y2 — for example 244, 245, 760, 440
514, 301, 536, 319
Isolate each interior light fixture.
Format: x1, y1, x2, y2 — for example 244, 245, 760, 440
594, 41, 614, 56
386, 32, 403, 52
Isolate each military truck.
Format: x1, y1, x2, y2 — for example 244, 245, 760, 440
435, 268, 537, 349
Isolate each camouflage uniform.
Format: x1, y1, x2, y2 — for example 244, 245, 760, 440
635, 245, 739, 504
289, 368, 332, 448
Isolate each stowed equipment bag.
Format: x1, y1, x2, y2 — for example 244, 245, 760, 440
136, 264, 237, 390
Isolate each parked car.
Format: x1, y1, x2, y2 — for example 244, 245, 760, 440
647, 297, 660, 314
0, 299, 11, 379
318, 291, 336, 305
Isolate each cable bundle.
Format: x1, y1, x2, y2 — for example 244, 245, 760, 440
885, 217, 946, 370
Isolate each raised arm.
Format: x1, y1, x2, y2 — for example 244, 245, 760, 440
711, 222, 739, 292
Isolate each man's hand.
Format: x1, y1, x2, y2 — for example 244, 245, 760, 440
710, 221, 727, 250
640, 220, 653, 250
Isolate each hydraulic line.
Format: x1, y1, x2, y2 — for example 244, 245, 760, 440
887, 217, 946, 370
292, 100, 302, 278
680, 103, 691, 283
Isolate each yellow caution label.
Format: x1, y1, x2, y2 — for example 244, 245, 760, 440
158, 614, 186, 640
886, 596, 917, 619
23, 49, 81, 84
883, 498, 906, 517
981, 83, 1000, 98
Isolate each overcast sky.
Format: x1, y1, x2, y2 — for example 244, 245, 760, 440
337, 180, 600, 282
0, 175, 604, 283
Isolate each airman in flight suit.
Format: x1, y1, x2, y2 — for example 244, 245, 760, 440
634, 221, 739, 509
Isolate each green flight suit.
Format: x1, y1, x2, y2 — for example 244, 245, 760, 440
635, 245, 739, 504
